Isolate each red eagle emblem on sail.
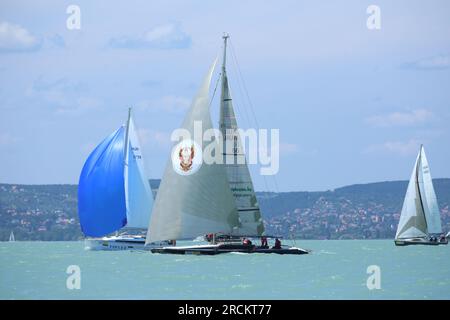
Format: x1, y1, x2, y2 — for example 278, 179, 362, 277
179, 145, 195, 172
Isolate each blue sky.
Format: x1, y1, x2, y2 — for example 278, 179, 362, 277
0, 0, 449, 191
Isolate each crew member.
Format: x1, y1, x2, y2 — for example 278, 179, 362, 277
261, 236, 268, 248
273, 238, 281, 249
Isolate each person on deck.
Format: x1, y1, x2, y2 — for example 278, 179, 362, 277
260, 236, 268, 248
243, 238, 252, 246
273, 238, 282, 249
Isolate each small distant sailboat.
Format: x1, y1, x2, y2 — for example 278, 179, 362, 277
394, 145, 448, 246
146, 34, 309, 255
9, 231, 15, 242
78, 108, 172, 251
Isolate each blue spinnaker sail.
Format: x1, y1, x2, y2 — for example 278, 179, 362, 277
78, 127, 127, 237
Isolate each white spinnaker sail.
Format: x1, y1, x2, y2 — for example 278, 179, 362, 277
146, 59, 240, 243
219, 36, 264, 236
124, 112, 154, 229
418, 146, 442, 234
395, 151, 428, 239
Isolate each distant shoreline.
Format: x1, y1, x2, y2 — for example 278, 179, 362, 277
2, 179, 449, 241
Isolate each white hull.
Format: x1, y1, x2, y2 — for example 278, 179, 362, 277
84, 235, 171, 251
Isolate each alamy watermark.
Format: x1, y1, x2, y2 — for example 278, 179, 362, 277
366, 5, 381, 30
366, 265, 381, 290
170, 121, 279, 176
66, 5, 81, 30
66, 265, 81, 290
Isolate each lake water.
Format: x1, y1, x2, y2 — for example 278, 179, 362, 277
0, 240, 449, 299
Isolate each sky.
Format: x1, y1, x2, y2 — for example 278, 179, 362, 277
0, 0, 449, 192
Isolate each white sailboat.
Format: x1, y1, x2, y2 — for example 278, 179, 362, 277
78, 108, 171, 250
146, 35, 309, 255
9, 231, 15, 242
394, 145, 448, 246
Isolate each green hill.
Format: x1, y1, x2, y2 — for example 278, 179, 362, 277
1, 179, 449, 241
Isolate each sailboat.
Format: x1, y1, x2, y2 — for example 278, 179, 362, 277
9, 231, 15, 242
394, 145, 448, 246
78, 108, 172, 250
146, 34, 309, 255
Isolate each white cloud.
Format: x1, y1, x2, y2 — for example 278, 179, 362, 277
0, 21, 41, 53
0, 133, 21, 147
364, 139, 421, 156
279, 142, 298, 155
405, 54, 450, 70
279, 143, 319, 157
26, 77, 99, 116
55, 97, 103, 116
80, 142, 97, 154
109, 22, 191, 50
137, 128, 171, 148
47, 34, 65, 48
137, 95, 190, 114
366, 109, 433, 127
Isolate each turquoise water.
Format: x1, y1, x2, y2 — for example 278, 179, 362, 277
0, 240, 449, 299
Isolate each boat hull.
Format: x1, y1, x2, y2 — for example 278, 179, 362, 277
84, 236, 170, 251
151, 243, 310, 255
394, 238, 448, 246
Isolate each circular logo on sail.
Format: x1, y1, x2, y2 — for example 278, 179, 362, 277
172, 139, 202, 176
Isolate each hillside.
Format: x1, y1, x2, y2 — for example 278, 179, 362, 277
1, 179, 449, 240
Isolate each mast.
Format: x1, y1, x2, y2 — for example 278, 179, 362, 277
222, 33, 229, 75
124, 107, 132, 166
415, 145, 428, 234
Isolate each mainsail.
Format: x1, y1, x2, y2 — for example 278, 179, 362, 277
417, 146, 442, 234
146, 59, 240, 243
219, 35, 264, 236
395, 145, 442, 239
78, 110, 153, 237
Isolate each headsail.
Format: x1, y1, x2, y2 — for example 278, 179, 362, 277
146, 59, 240, 243
418, 146, 442, 235
219, 34, 265, 236
78, 127, 127, 237
124, 109, 154, 229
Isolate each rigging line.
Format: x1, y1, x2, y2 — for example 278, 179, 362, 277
225, 65, 250, 133
229, 40, 261, 131
225, 41, 272, 197
228, 40, 271, 195
227, 42, 253, 131
230, 39, 270, 192
229, 39, 279, 195
209, 71, 222, 110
